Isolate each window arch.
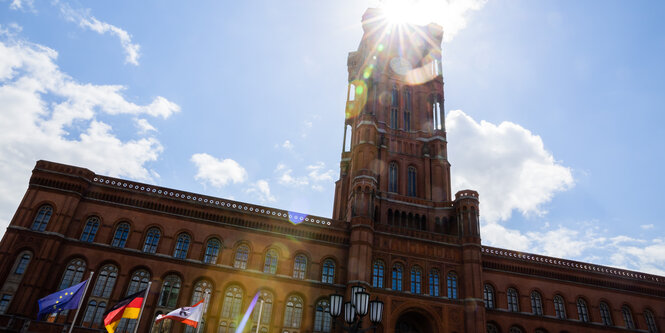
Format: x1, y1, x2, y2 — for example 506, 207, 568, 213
219, 285, 243, 331
173, 233, 191, 259
483, 284, 494, 309
599, 301, 613, 325
576, 298, 589, 322
392, 263, 403, 291
553, 295, 566, 319
429, 269, 440, 296
185, 280, 213, 333
31, 205, 53, 231
82, 300, 106, 328
250, 290, 273, 332
264, 249, 278, 274
13, 251, 32, 275
116, 269, 151, 332
645, 309, 658, 332
322, 259, 335, 284
410, 266, 422, 294
204, 238, 221, 264
59, 259, 86, 290
111, 222, 130, 248
506, 288, 519, 312
313, 299, 332, 333
372, 261, 385, 288
407, 166, 416, 197
143, 227, 161, 253
509, 327, 523, 333
486, 323, 500, 333
622, 305, 635, 329
234, 245, 250, 269
157, 275, 181, 308
283, 295, 303, 328
92, 265, 118, 298
389, 162, 398, 193
293, 254, 307, 279
84, 264, 117, 329
447, 272, 458, 299
530, 291, 543, 316
80, 216, 100, 242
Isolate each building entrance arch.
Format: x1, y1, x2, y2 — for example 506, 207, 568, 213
394, 310, 434, 333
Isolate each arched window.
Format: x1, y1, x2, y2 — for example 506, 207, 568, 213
263, 249, 278, 274
645, 309, 658, 333
372, 261, 385, 288
111, 223, 130, 248
82, 300, 106, 328
447, 272, 458, 299
429, 269, 440, 296
31, 205, 53, 231
293, 254, 307, 279
576, 298, 589, 322
0, 294, 12, 314
553, 295, 566, 319
530, 291, 543, 316
204, 239, 221, 264
173, 234, 191, 259
250, 290, 273, 332
509, 327, 523, 333
483, 284, 494, 309
219, 285, 243, 331
59, 259, 86, 289
391, 84, 399, 129
392, 264, 403, 291
14, 252, 32, 275
185, 280, 213, 333
158, 275, 181, 308
80, 217, 100, 242
116, 270, 151, 332
283, 295, 303, 328
143, 227, 161, 253
622, 305, 635, 329
92, 265, 118, 298
410, 266, 422, 294
506, 288, 519, 312
234, 245, 249, 269
407, 167, 416, 197
322, 259, 335, 284
313, 299, 332, 333
486, 323, 500, 333
599, 301, 613, 325
389, 162, 398, 193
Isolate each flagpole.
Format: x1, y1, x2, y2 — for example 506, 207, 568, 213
254, 298, 264, 333
195, 291, 208, 333
133, 281, 152, 333
68, 271, 94, 333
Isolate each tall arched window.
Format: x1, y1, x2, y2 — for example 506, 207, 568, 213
322, 259, 335, 284
204, 239, 221, 264
645, 309, 658, 333
143, 227, 161, 253
622, 305, 635, 329
389, 162, 398, 193
92, 265, 118, 298
447, 272, 458, 299
599, 301, 613, 325
185, 280, 213, 333
80, 217, 100, 242
392, 84, 399, 107
13, 252, 32, 275
250, 290, 273, 333
59, 259, 86, 289
117, 270, 151, 332
263, 249, 278, 274
407, 167, 416, 197
82, 300, 106, 328
173, 233, 191, 259
576, 298, 589, 322
530, 291, 543, 316
84, 264, 117, 328
111, 223, 130, 248
410, 266, 422, 294
293, 254, 307, 279
31, 205, 53, 231
234, 245, 250, 269
506, 288, 519, 312
372, 261, 385, 288
483, 284, 494, 309
219, 285, 243, 331
313, 299, 332, 333
283, 295, 303, 328
404, 88, 412, 131
158, 275, 181, 308
429, 269, 440, 296
392, 264, 403, 291
553, 295, 566, 319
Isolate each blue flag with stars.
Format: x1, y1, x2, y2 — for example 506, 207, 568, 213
37, 279, 88, 320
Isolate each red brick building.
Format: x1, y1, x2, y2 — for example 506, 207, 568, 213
0, 8, 663, 333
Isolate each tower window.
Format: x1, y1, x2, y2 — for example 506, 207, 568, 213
391, 107, 399, 129
322, 259, 335, 283
404, 111, 411, 131
392, 84, 399, 107
372, 261, 385, 288
410, 266, 422, 294
389, 162, 398, 193
447, 272, 458, 299
392, 263, 403, 291
429, 269, 440, 296
407, 167, 416, 197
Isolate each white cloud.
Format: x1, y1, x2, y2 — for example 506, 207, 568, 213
135, 118, 156, 133
0, 31, 177, 234
276, 164, 309, 187
447, 110, 574, 223
58, 2, 141, 65
641, 224, 655, 230
191, 153, 248, 188
307, 162, 335, 182
9, 0, 34, 12
246, 179, 276, 203
275, 162, 335, 189
281, 140, 293, 150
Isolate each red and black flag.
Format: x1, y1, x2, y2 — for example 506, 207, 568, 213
103, 289, 146, 333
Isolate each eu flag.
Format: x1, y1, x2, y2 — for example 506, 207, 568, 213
37, 279, 88, 320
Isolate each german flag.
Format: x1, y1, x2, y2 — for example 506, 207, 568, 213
103, 289, 146, 333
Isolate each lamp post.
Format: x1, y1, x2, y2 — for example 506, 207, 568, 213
329, 286, 384, 333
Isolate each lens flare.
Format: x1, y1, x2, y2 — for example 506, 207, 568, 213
236, 291, 260, 333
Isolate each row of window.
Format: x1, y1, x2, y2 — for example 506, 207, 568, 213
388, 162, 417, 196
371, 261, 457, 298
483, 285, 659, 332
387, 85, 443, 132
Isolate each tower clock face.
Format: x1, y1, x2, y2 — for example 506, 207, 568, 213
389, 57, 413, 75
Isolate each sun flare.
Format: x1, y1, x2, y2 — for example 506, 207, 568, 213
380, 0, 435, 26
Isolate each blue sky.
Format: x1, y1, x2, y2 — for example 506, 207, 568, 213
1, 0, 664, 274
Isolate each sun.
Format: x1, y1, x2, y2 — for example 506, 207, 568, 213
379, 0, 435, 26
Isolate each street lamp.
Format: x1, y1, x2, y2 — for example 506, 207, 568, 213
329, 286, 384, 333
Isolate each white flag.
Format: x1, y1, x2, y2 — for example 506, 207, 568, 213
155, 299, 204, 328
